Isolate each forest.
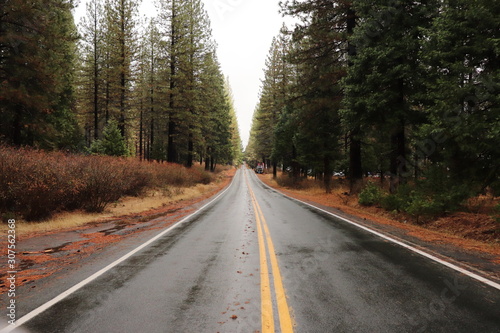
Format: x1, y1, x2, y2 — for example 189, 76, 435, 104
0, 0, 245, 220
1, 0, 499, 221
0, 0, 243, 167
246, 0, 499, 218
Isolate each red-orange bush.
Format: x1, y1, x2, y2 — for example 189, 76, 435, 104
0, 147, 82, 220
0, 146, 218, 221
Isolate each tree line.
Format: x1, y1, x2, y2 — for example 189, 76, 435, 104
0, 0, 242, 168
247, 0, 499, 206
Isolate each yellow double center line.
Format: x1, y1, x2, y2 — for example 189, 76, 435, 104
245, 171, 294, 333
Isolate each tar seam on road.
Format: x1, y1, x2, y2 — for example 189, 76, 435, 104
245, 170, 294, 333
0, 172, 239, 333
253, 172, 500, 292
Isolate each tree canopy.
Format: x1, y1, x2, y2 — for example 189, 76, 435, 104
0, 0, 242, 168
248, 0, 499, 205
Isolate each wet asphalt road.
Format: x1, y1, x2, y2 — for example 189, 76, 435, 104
8, 168, 500, 332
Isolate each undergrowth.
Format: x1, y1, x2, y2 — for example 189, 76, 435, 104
358, 168, 475, 223
0, 145, 217, 221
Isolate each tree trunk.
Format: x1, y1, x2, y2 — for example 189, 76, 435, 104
324, 155, 332, 194
119, 2, 126, 138
93, 67, 99, 140
139, 109, 143, 161
187, 132, 194, 168
389, 119, 406, 193
291, 144, 300, 183
13, 106, 22, 146
347, 6, 362, 193
349, 126, 363, 193
167, 1, 177, 164
205, 156, 210, 171
205, 147, 211, 171
167, 118, 177, 163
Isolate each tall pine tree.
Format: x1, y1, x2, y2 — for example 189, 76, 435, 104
343, 0, 438, 191
0, 0, 81, 149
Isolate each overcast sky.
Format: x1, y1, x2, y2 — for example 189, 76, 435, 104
74, 0, 288, 148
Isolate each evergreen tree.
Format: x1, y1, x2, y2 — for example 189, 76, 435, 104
159, 0, 221, 166
78, 0, 105, 143
281, 0, 349, 193
248, 27, 293, 177
103, 0, 139, 142
0, 0, 81, 149
136, 18, 168, 161
89, 119, 129, 156
200, 50, 234, 170
420, 0, 500, 193
184, 0, 212, 167
343, 0, 438, 191
225, 78, 244, 165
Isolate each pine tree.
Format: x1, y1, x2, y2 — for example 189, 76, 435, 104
225, 78, 243, 165
103, 0, 139, 143
0, 0, 81, 149
89, 119, 129, 156
281, 0, 348, 193
343, 0, 438, 191
136, 18, 168, 161
79, 0, 105, 142
248, 27, 293, 177
185, 0, 212, 167
159, 0, 217, 166
420, 0, 500, 193
200, 50, 233, 170
345, 4, 363, 191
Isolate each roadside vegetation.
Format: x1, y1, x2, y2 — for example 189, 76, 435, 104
0, 145, 220, 222
260, 172, 499, 247
246, 0, 499, 225
0, 0, 243, 225
0, 0, 243, 173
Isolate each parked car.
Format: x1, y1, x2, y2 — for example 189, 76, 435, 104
255, 163, 265, 174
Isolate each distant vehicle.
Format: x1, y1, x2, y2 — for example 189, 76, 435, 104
255, 163, 265, 174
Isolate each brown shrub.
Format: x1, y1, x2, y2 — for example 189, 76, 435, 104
0, 147, 81, 220
0, 146, 217, 221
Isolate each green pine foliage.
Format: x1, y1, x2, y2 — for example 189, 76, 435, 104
359, 182, 384, 207
88, 120, 129, 157
248, 0, 499, 217
419, 0, 500, 193
0, 0, 81, 149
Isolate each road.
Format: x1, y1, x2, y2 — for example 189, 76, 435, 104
4, 167, 500, 332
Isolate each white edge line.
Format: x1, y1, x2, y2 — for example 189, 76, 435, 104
0, 172, 237, 333
252, 172, 500, 292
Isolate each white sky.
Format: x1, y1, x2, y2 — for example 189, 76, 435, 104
73, 0, 288, 148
